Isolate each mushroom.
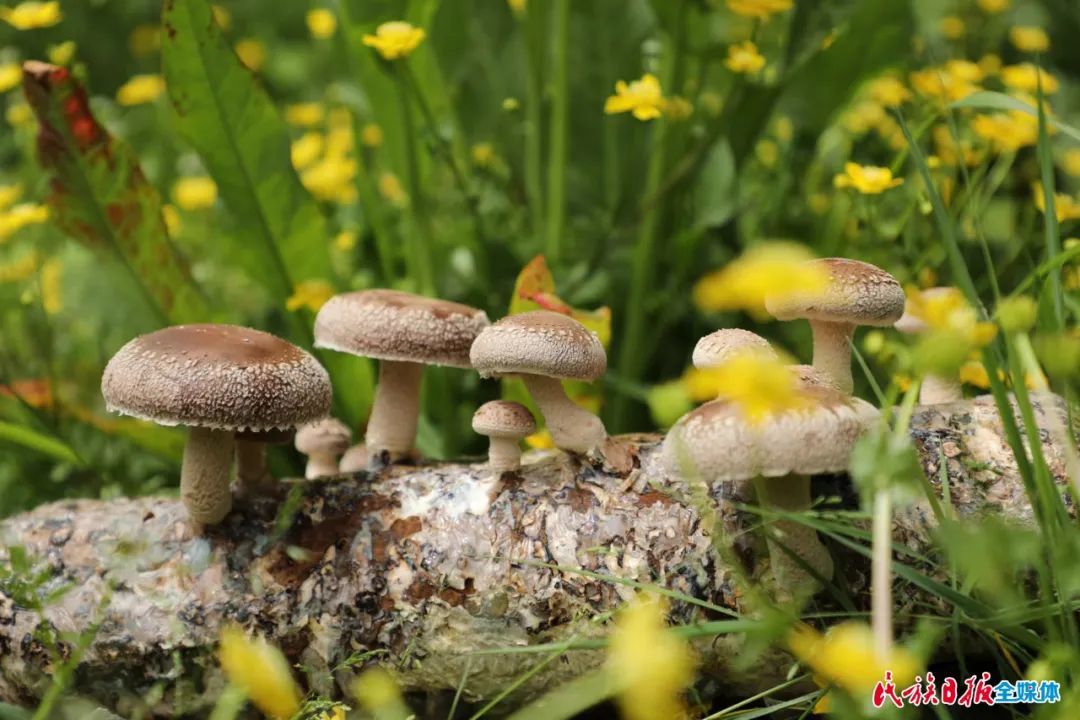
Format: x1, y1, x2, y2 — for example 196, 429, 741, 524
765, 258, 905, 394
894, 288, 963, 404
234, 428, 295, 496
472, 400, 536, 472
470, 311, 607, 455
295, 418, 352, 478
314, 290, 490, 465
101, 324, 331, 525
692, 328, 778, 369
339, 444, 368, 473
661, 384, 878, 595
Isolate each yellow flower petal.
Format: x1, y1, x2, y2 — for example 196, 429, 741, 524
1, 1, 62, 30
604, 73, 665, 122
362, 21, 426, 60
116, 75, 165, 107
0, 62, 23, 93
218, 626, 301, 720
307, 8, 337, 39
172, 177, 217, 211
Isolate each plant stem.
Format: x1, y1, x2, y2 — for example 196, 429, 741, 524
523, 1, 545, 251
544, 0, 570, 263
394, 65, 436, 296
871, 488, 893, 659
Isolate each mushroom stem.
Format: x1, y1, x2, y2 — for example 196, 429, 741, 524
235, 439, 274, 495
809, 321, 855, 394
181, 427, 235, 525
366, 360, 423, 462
305, 453, 340, 479
920, 374, 962, 405
755, 474, 833, 594
522, 374, 606, 454
339, 444, 368, 473
487, 437, 523, 473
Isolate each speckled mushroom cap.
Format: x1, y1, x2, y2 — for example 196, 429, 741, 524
102, 324, 331, 432
765, 258, 905, 327
295, 418, 351, 454
472, 400, 537, 439
314, 289, 489, 368
662, 385, 878, 482
692, 329, 778, 369
470, 311, 606, 381
894, 287, 953, 335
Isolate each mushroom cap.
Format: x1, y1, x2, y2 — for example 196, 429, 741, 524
894, 287, 953, 335
295, 417, 352, 454
661, 385, 878, 482
102, 324, 331, 432
472, 400, 537, 439
692, 329, 778, 369
314, 289, 490, 369
765, 258, 905, 327
470, 311, 606, 381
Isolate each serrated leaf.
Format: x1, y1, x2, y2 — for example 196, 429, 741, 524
21, 62, 207, 326
162, 0, 332, 305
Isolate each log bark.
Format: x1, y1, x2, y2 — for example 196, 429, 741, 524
0, 394, 1075, 717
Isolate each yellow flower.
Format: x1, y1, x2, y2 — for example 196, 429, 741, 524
0, 62, 22, 93
940, 16, 966, 39
684, 352, 807, 422
302, 156, 358, 204
471, 142, 496, 168
0, 2, 62, 30
726, 0, 793, 20
0, 184, 20, 211
867, 75, 911, 107
235, 39, 266, 72
377, 172, 407, 206
1010, 26, 1050, 53
607, 595, 696, 720
909, 66, 979, 103
0, 203, 49, 242
360, 122, 384, 148
604, 73, 666, 121
959, 360, 991, 388
725, 41, 766, 75
6, 102, 31, 127
788, 622, 921, 700
693, 242, 826, 317
334, 230, 358, 251
116, 75, 165, 106
0, 250, 38, 283
507, 0, 527, 14
307, 8, 337, 39
218, 626, 301, 720
286, 279, 335, 312
211, 4, 231, 29
525, 429, 554, 449
48, 41, 75, 65
906, 286, 998, 372
317, 707, 347, 720
40, 257, 61, 314
172, 177, 217, 211
130, 24, 160, 57
286, 102, 325, 128
977, 0, 1010, 13
161, 204, 181, 236
972, 112, 1037, 153
1033, 182, 1080, 223
291, 132, 325, 171
1063, 149, 1080, 177
834, 162, 904, 194
841, 101, 886, 134
979, 53, 1002, 76
1000, 63, 1059, 94
352, 668, 410, 718
362, 21, 426, 60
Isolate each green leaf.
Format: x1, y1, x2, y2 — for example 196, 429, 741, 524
21, 62, 208, 326
506, 669, 613, 720
0, 421, 83, 466
162, 0, 332, 306
952, 91, 1080, 143
692, 139, 737, 230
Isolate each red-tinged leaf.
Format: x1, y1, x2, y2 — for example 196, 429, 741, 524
21, 61, 208, 325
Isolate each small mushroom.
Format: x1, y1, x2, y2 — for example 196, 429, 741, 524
338, 444, 368, 473
101, 325, 331, 525
314, 290, 490, 465
470, 311, 607, 455
295, 418, 352, 478
765, 258, 905, 394
692, 329, 778, 369
894, 288, 963, 404
472, 400, 536, 472
662, 384, 878, 595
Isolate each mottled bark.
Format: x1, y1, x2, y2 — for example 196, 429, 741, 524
0, 395, 1075, 717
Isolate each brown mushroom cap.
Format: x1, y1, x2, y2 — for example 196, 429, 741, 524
470, 311, 606, 381
295, 418, 351, 455
663, 384, 877, 482
692, 329, 778, 369
472, 400, 537, 439
102, 324, 331, 432
314, 289, 490, 368
765, 258, 905, 327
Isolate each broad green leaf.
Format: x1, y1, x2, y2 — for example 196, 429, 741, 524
21, 62, 208, 326
953, 91, 1080, 143
0, 421, 82, 466
162, 0, 332, 305
692, 139, 736, 230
